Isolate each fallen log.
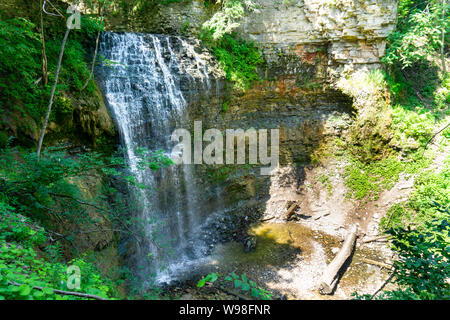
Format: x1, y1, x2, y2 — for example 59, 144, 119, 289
361, 258, 393, 270
314, 212, 330, 220
6, 278, 107, 300
319, 224, 358, 295
260, 216, 276, 222
283, 203, 298, 221
361, 235, 391, 244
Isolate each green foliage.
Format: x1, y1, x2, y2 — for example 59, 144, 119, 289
317, 173, 333, 195
0, 16, 102, 134
383, 0, 449, 68
352, 155, 449, 300
207, 165, 233, 184
345, 153, 432, 200
202, 0, 256, 41
0, 200, 118, 300
197, 272, 218, 287
225, 272, 272, 300
0, 145, 172, 227
0, 18, 43, 123
202, 33, 263, 90
383, 218, 449, 300
1, 147, 118, 226
391, 105, 437, 149
0, 145, 174, 299
199, 0, 263, 91
383, 58, 449, 121
197, 272, 272, 300
381, 159, 449, 231
354, 218, 449, 300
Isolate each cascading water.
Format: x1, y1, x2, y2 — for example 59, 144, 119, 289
97, 32, 219, 285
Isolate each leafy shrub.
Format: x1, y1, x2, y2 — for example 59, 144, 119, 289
381, 159, 450, 231
0, 16, 101, 132
354, 218, 449, 300
0, 18, 43, 122
0, 200, 118, 300
197, 272, 272, 300
199, 0, 263, 91
383, 0, 448, 68
383, 219, 449, 300
0, 143, 174, 300
391, 105, 436, 148
202, 0, 256, 41
205, 33, 263, 91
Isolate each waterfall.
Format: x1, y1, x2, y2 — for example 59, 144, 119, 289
97, 32, 216, 285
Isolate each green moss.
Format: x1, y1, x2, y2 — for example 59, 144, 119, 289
345, 152, 433, 201
206, 165, 234, 184
317, 173, 333, 195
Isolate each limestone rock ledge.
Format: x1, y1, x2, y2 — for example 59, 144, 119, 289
238, 0, 398, 79
106, 0, 398, 81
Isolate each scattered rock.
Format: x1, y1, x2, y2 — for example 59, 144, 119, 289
243, 235, 257, 253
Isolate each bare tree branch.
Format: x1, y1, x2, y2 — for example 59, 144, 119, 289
6, 277, 108, 300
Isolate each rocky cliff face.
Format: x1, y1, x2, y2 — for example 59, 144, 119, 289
238, 0, 397, 74
100, 0, 398, 247
1, 0, 399, 275
107, 0, 398, 77
104, 0, 397, 168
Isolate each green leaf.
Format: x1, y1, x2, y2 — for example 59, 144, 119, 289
19, 284, 31, 296
197, 279, 206, 288
234, 279, 242, 289
9, 285, 20, 293
42, 287, 54, 295
209, 273, 218, 283
204, 274, 212, 282
241, 283, 250, 292
251, 288, 259, 298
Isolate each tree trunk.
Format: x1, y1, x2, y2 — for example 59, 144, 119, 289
81, 3, 105, 91
319, 225, 358, 295
36, 27, 71, 160
40, 0, 48, 86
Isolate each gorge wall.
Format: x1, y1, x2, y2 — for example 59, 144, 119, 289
0, 0, 399, 283
100, 0, 399, 255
